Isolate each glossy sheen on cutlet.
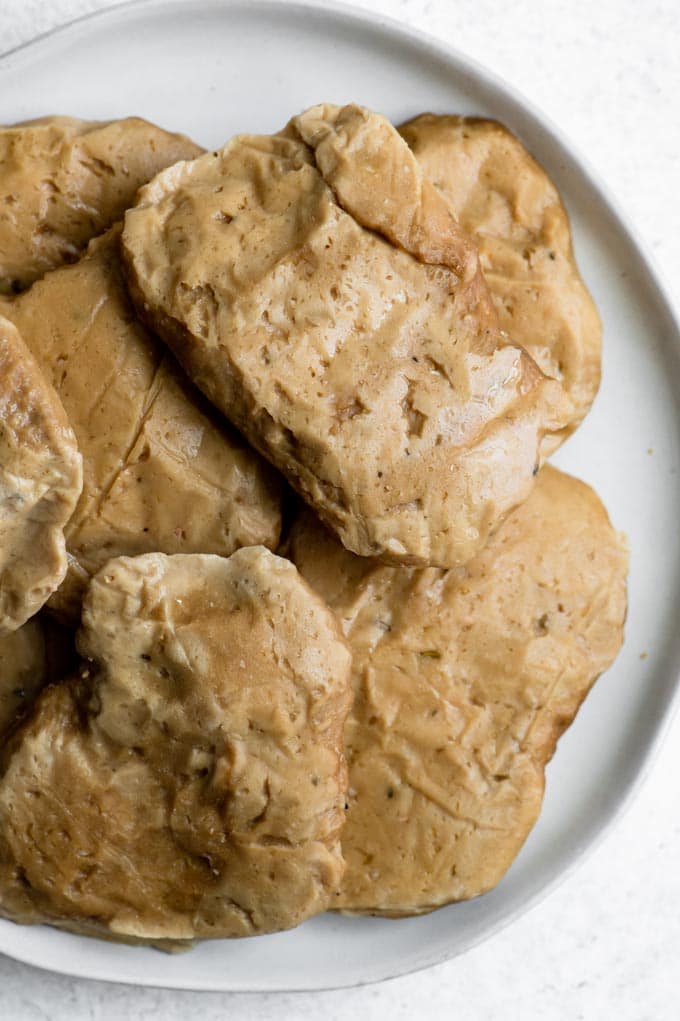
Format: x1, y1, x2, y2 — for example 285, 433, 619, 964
400, 114, 601, 453
0, 315, 82, 633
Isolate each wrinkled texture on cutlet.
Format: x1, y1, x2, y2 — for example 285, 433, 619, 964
2, 228, 282, 621
0, 548, 353, 943
287, 466, 628, 915
0, 115, 203, 294
122, 103, 569, 569
399, 114, 601, 454
0, 315, 82, 633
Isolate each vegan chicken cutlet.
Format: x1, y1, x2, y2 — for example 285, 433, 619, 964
286, 467, 628, 914
0, 315, 82, 633
121, 104, 569, 569
0, 115, 202, 294
0, 549, 352, 943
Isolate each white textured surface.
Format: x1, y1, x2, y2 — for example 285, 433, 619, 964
1, 0, 679, 1017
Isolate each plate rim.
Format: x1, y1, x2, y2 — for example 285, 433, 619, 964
1, 0, 680, 992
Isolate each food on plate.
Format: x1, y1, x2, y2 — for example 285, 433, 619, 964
0, 115, 202, 294
286, 466, 628, 914
121, 102, 569, 570
0, 98, 627, 947
0, 315, 82, 633
399, 114, 601, 453
2, 227, 282, 622
0, 548, 352, 943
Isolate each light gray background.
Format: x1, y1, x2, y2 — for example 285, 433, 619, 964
1, 0, 679, 1017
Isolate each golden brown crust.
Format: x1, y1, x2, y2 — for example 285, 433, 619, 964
0, 316, 82, 633
0, 115, 203, 294
399, 114, 601, 452
121, 103, 569, 569
286, 467, 628, 915
2, 228, 282, 622
0, 548, 353, 943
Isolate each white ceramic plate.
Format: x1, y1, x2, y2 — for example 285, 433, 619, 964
1, 0, 679, 992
